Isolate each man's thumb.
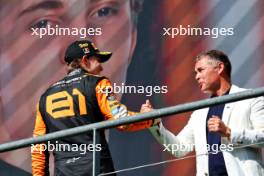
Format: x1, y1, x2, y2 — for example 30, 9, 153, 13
146, 99, 150, 104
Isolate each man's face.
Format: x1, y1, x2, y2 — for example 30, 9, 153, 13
0, 0, 137, 170
194, 56, 221, 94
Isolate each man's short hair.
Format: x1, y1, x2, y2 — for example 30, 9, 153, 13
196, 50, 232, 78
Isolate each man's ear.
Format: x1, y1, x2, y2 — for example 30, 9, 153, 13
218, 62, 225, 75
81, 55, 89, 67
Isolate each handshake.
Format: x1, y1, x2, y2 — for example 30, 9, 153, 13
115, 99, 160, 130
140, 99, 160, 126
140, 99, 153, 113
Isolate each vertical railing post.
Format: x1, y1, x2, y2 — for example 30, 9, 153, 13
92, 128, 100, 176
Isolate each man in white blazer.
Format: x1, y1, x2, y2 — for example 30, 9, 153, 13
146, 50, 264, 176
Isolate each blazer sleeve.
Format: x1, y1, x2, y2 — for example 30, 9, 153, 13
230, 96, 264, 147
149, 114, 195, 158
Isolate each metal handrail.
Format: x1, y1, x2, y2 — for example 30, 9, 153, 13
0, 87, 264, 153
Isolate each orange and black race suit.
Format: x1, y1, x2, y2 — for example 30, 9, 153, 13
31, 69, 153, 176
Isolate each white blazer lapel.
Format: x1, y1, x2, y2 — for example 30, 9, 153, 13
196, 108, 209, 153
195, 108, 210, 173
222, 102, 235, 125
222, 85, 240, 125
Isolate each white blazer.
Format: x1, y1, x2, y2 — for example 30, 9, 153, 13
150, 85, 264, 176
